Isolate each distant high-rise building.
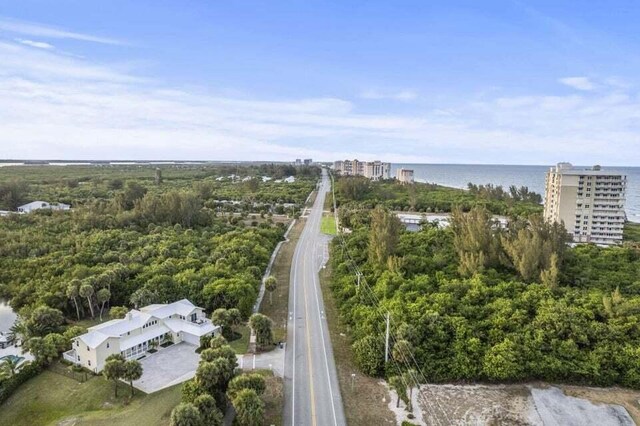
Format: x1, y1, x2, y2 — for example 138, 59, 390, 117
303, 159, 313, 165
333, 159, 390, 180
544, 163, 627, 246
396, 168, 414, 184
295, 159, 302, 166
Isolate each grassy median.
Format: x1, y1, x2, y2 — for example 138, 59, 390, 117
321, 214, 337, 235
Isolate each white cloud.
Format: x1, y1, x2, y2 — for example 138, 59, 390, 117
360, 89, 418, 101
0, 17, 122, 45
15, 38, 54, 49
0, 36, 638, 165
559, 76, 595, 91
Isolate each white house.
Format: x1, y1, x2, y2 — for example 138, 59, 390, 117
64, 299, 220, 373
17, 201, 71, 213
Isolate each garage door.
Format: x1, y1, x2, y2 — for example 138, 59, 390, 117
181, 332, 200, 346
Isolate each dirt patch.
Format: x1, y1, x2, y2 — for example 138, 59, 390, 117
407, 383, 637, 426
412, 384, 534, 426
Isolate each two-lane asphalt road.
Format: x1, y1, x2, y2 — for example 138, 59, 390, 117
284, 169, 346, 426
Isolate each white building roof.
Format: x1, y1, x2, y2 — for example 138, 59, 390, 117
164, 318, 217, 337
78, 331, 115, 348
139, 299, 198, 318
76, 299, 209, 348
119, 325, 170, 350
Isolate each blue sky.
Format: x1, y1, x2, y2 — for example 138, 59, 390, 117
0, 0, 639, 164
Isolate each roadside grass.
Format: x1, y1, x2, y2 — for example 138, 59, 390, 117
0, 365, 181, 426
259, 218, 305, 344
319, 264, 396, 426
320, 214, 337, 235
624, 222, 640, 243
229, 324, 251, 354
253, 369, 284, 426
71, 316, 109, 329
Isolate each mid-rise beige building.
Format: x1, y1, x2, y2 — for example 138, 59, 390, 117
333, 159, 390, 180
396, 168, 415, 184
544, 163, 627, 246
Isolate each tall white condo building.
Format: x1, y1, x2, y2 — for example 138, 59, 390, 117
544, 163, 627, 246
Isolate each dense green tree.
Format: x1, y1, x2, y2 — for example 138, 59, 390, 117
502, 215, 568, 282
368, 206, 402, 268
0, 179, 29, 210
109, 306, 129, 319
25, 336, 58, 365
193, 394, 223, 426
483, 338, 525, 380
170, 403, 202, 426
450, 206, 501, 276
352, 335, 385, 376
24, 305, 64, 337
231, 388, 265, 426
227, 373, 266, 399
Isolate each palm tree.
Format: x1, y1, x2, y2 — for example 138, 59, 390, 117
8, 320, 28, 346
232, 388, 265, 426
170, 403, 202, 426
122, 359, 143, 397
79, 283, 95, 319
265, 276, 277, 305
103, 354, 125, 397
0, 357, 20, 379
97, 288, 111, 321
67, 280, 82, 320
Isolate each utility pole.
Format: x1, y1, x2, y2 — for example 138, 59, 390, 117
384, 311, 390, 363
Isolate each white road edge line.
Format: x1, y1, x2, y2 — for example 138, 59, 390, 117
311, 181, 339, 426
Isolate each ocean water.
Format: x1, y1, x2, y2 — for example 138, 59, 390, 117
0, 299, 17, 333
391, 164, 640, 223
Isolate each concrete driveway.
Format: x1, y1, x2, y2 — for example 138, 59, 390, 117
237, 345, 285, 377
132, 342, 200, 393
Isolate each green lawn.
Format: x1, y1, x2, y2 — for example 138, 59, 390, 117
0, 367, 181, 426
320, 215, 337, 235
229, 324, 251, 354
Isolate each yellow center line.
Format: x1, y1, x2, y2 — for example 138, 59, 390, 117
303, 239, 318, 426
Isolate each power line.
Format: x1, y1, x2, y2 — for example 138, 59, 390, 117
329, 172, 451, 425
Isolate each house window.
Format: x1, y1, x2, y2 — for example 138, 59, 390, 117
87, 347, 90, 351
77, 355, 80, 361
88, 360, 91, 366
107, 343, 110, 348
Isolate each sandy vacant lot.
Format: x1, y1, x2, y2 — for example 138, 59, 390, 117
388, 382, 639, 426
